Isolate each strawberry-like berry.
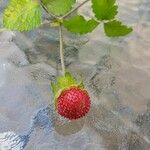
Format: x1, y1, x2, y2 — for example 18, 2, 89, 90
57, 87, 91, 120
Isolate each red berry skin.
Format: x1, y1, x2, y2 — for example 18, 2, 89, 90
57, 87, 91, 120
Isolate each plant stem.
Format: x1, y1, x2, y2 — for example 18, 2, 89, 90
59, 24, 65, 75
40, 0, 90, 75
62, 0, 91, 19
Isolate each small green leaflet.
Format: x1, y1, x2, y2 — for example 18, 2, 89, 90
104, 20, 133, 37
42, 0, 76, 16
92, 0, 118, 20
63, 15, 99, 34
3, 0, 42, 31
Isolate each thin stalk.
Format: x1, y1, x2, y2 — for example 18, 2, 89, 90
59, 25, 65, 75
62, 0, 90, 19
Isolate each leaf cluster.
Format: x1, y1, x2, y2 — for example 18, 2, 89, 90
3, 0, 132, 37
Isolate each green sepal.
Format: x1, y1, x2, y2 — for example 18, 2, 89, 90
51, 72, 77, 99
78, 81, 85, 89
51, 72, 85, 102
51, 81, 59, 97
51, 72, 86, 109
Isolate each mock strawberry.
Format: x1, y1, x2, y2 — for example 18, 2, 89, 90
56, 87, 91, 120
51, 72, 91, 120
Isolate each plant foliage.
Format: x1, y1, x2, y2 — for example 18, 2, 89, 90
3, 0, 133, 36
63, 15, 99, 34
104, 20, 133, 37
3, 0, 42, 31
92, 0, 118, 20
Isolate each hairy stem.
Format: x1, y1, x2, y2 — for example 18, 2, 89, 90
62, 0, 91, 19
59, 25, 65, 75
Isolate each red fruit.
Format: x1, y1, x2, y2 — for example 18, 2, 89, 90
56, 87, 91, 120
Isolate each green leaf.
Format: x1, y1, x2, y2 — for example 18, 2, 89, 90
63, 15, 99, 34
92, 0, 118, 20
42, 0, 76, 16
104, 20, 133, 37
3, 0, 42, 31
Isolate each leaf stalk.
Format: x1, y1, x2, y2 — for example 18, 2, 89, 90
62, 0, 91, 19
